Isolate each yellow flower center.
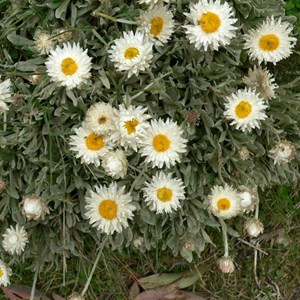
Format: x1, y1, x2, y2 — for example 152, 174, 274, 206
199, 12, 221, 33
124, 47, 139, 60
85, 133, 105, 151
235, 101, 252, 119
124, 119, 139, 135
217, 198, 231, 210
61, 57, 78, 75
0, 268, 3, 278
153, 134, 171, 152
98, 116, 107, 124
150, 17, 164, 36
157, 187, 173, 202
259, 34, 280, 51
98, 199, 117, 220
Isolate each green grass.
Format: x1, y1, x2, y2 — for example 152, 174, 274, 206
2, 185, 299, 299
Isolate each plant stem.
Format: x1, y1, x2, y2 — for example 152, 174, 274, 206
30, 267, 39, 300
255, 189, 260, 219
220, 219, 229, 257
81, 236, 108, 297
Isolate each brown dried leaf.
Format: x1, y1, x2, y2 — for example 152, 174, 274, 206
135, 289, 206, 300
1, 285, 50, 300
129, 281, 141, 300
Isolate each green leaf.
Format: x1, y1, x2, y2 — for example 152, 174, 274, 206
7, 32, 34, 47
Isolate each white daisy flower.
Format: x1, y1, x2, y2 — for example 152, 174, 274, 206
244, 17, 297, 64
0, 78, 12, 113
45, 43, 92, 90
140, 118, 188, 168
111, 104, 151, 151
138, 0, 169, 8
101, 150, 128, 179
243, 66, 278, 100
2, 224, 29, 255
69, 127, 112, 166
85, 182, 135, 235
137, 5, 174, 46
83, 102, 119, 135
34, 32, 54, 55
108, 31, 153, 78
269, 140, 296, 165
143, 171, 185, 214
206, 185, 242, 219
224, 88, 268, 132
20, 194, 50, 221
183, 0, 238, 51
0, 260, 11, 287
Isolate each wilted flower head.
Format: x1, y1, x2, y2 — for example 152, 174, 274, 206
28, 74, 43, 85
34, 32, 54, 55
270, 140, 296, 165
21, 195, 50, 221
243, 218, 264, 238
53, 28, 73, 43
218, 256, 235, 274
243, 66, 278, 100
238, 146, 251, 161
187, 110, 199, 124
0, 180, 7, 193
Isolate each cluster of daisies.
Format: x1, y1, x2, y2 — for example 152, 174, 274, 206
43, 0, 297, 90
68, 101, 187, 234
0, 195, 50, 286
0, 0, 298, 286
206, 184, 265, 273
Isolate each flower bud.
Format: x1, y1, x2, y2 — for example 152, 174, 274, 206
183, 240, 195, 252
67, 293, 85, 300
34, 32, 54, 55
239, 186, 257, 213
102, 150, 128, 179
218, 256, 235, 274
133, 236, 144, 248
21, 195, 50, 221
243, 218, 264, 238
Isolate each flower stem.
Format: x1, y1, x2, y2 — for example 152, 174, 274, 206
255, 189, 260, 219
81, 236, 108, 297
30, 267, 39, 300
220, 219, 229, 257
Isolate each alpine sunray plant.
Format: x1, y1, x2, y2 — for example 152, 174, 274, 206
0, 0, 299, 294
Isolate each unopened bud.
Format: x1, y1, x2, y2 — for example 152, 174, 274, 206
0, 180, 7, 193
243, 219, 264, 238
218, 256, 235, 274
133, 237, 144, 248
67, 293, 85, 300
